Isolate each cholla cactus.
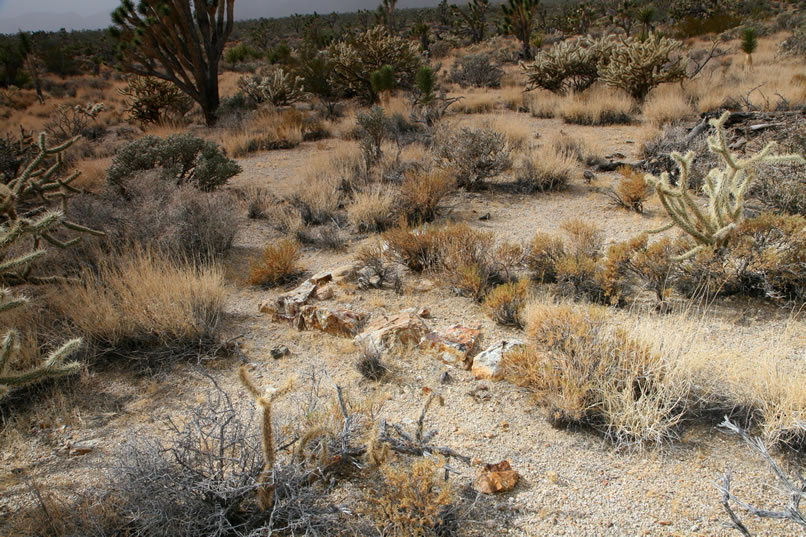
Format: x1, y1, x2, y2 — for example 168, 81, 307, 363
238, 69, 309, 107
598, 35, 687, 100
646, 112, 806, 260
522, 36, 612, 95
46, 102, 105, 140
327, 27, 423, 103
0, 133, 102, 398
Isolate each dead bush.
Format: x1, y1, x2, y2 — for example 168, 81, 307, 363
355, 241, 400, 290
436, 126, 511, 189
68, 171, 239, 262
364, 457, 456, 537
400, 168, 456, 223
751, 161, 806, 216
484, 279, 532, 328
51, 250, 224, 359
525, 233, 566, 282
504, 302, 689, 447
600, 235, 680, 306
448, 53, 504, 88
382, 224, 444, 273
356, 343, 388, 381
248, 239, 304, 287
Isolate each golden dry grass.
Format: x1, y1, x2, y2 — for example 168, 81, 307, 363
51, 250, 225, 351
560, 86, 635, 126
347, 186, 398, 232
525, 89, 564, 119
215, 107, 304, 157
642, 85, 695, 126
515, 144, 577, 192
490, 114, 534, 150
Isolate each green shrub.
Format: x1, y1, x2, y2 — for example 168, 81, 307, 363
119, 76, 192, 125
224, 43, 263, 64
448, 53, 503, 88
108, 134, 241, 192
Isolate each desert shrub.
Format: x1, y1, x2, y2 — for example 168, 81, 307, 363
399, 168, 456, 223
484, 279, 531, 328
224, 42, 262, 63
52, 250, 224, 357
347, 186, 398, 233
364, 457, 456, 537
448, 53, 503, 88
382, 224, 443, 273
119, 76, 192, 125
436, 127, 511, 188
639, 123, 714, 189
248, 239, 304, 287
355, 241, 400, 290
356, 105, 395, 166
515, 148, 575, 192
751, 162, 806, 216
328, 27, 423, 103
289, 173, 342, 226
605, 166, 650, 213
525, 232, 565, 282
237, 68, 308, 106
224, 108, 307, 157
71, 171, 238, 261
108, 134, 241, 192
777, 27, 806, 58
599, 35, 688, 101
600, 234, 680, 305
550, 134, 602, 166
522, 36, 610, 95
233, 185, 276, 219
356, 342, 388, 381
560, 86, 634, 125
675, 12, 742, 38
503, 302, 688, 446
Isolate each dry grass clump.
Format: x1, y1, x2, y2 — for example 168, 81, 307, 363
600, 235, 680, 306
484, 279, 532, 328
289, 170, 343, 226
219, 107, 305, 157
400, 168, 456, 223
448, 91, 496, 114
560, 86, 634, 126
52, 250, 225, 355
248, 239, 304, 287
642, 85, 694, 127
548, 133, 603, 167
605, 166, 651, 213
504, 301, 689, 447
490, 115, 533, 150
364, 457, 456, 537
525, 89, 563, 118
347, 186, 398, 232
515, 147, 576, 193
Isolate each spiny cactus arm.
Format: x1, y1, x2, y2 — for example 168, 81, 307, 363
0, 329, 20, 373
0, 336, 81, 394
0, 291, 27, 316
39, 233, 82, 249
62, 220, 105, 237
0, 249, 46, 275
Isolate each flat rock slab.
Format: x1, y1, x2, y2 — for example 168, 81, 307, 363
259, 280, 317, 320
355, 312, 430, 352
420, 325, 480, 368
294, 305, 369, 337
471, 340, 524, 381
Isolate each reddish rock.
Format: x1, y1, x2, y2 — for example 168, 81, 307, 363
355, 312, 429, 351
474, 460, 520, 494
294, 305, 368, 337
420, 325, 480, 368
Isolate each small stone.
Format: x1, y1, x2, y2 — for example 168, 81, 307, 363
309, 271, 333, 286
418, 307, 431, 318
315, 285, 334, 301
474, 460, 519, 494
414, 279, 436, 293
355, 312, 429, 352
471, 340, 523, 380
259, 280, 317, 320
331, 264, 358, 283
68, 439, 99, 456
270, 345, 290, 359
439, 371, 451, 384
479, 212, 491, 221
583, 170, 596, 183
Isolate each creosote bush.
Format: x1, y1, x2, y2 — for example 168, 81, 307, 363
399, 168, 456, 223
248, 239, 304, 287
503, 302, 688, 447
108, 134, 241, 192
347, 186, 397, 233
606, 166, 651, 213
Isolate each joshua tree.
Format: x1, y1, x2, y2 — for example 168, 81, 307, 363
110, 0, 235, 126
741, 27, 758, 69
452, 0, 491, 44
501, 0, 543, 60
376, 0, 397, 33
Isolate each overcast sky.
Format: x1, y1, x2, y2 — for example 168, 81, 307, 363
0, 0, 442, 34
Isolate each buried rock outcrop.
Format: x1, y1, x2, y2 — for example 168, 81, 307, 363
419, 325, 481, 368
471, 340, 524, 381
355, 311, 430, 352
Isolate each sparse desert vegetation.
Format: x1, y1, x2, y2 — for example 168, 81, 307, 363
2, 1, 806, 536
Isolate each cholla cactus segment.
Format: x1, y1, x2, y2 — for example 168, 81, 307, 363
598, 35, 687, 100
238, 69, 309, 107
646, 111, 806, 259
522, 36, 612, 95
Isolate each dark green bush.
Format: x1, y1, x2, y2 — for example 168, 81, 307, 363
108, 134, 241, 192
